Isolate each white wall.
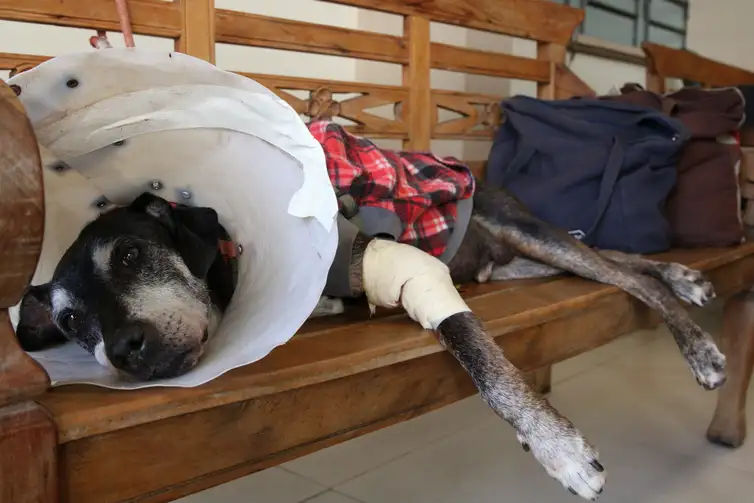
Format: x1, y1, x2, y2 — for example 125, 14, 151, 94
568, 0, 754, 93
687, 0, 754, 71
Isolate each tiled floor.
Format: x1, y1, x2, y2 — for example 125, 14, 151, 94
178, 300, 754, 503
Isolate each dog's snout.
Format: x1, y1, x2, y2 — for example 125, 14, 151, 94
105, 320, 202, 380
109, 321, 152, 369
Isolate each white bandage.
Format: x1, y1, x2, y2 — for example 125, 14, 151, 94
362, 239, 471, 330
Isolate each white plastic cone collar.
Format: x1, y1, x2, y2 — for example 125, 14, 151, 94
8, 48, 339, 389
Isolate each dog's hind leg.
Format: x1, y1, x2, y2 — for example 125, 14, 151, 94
472, 185, 725, 390
487, 251, 714, 307
490, 257, 563, 281
310, 296, 346, 317
488, 252, 715, 310
435, 311, 605, 499
597, 250, 715, 307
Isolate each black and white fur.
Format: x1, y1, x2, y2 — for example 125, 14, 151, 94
16, 193, 235, 381
16, 183, 723, 500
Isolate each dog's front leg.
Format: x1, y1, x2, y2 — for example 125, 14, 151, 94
436, 311, 605, 500
343, 231, 605, 500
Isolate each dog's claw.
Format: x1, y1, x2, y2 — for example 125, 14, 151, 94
569, 487, 577, 495
590, 459, 604, 472
522, 442, 530, 452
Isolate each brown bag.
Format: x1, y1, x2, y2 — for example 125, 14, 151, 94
601, 84, 744, 248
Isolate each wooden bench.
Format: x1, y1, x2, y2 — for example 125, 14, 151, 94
2, 2, 754, 502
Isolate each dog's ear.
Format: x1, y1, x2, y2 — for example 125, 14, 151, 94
15, 284, 69, 352
129, 192, 179, 232
129, 192, 220, 278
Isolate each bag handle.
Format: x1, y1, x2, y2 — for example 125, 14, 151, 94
498, 141, 537, 184
661, 96, 678, 116
498, 136, 624, 245
583, 138, 624, 241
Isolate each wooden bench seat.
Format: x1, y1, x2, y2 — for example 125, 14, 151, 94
31, 245, 754, 502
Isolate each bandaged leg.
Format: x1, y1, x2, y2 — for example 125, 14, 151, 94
362, 239, 470, 329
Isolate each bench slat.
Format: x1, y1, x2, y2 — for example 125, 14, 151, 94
322, 0, 584, 45
216, 9, 408, 64
0, 0, 182, 38
643, 42, 754, 88
431, 43, 551, 82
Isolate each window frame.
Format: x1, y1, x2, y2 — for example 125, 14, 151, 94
557, 0, 689, 49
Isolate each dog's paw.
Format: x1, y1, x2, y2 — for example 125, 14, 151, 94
519, 423, 606, 500
309, 296, 345, 318
660, 263, 715, 307
686, 337, 727, 390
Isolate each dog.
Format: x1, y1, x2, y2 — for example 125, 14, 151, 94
15, 182, 725, 500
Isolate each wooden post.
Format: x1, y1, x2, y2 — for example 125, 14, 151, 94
0, 81, 57, 503
536, 42, 567, 100
530, 42, 568, 394
402, 15, 431, 151
645, 68, 666, 94
0, 401, 58, 503
176, 0, 216, 64
642, 48, 666, 94
527, 366, 553, 395
707, 290, 754, 448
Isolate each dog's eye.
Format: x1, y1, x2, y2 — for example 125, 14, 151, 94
120, 246, 140, 267
60, 311, 81, 333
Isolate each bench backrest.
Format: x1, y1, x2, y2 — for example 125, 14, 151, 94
0, 0, 587, 178
642, 41, 754, 93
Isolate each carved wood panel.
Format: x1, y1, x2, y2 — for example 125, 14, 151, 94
240, 73, 409, 139
431, 90, 503, 140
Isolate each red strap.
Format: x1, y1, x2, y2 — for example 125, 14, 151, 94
115, 0, 135, 48
218, 240, 237, 260
89, 0, 134, 50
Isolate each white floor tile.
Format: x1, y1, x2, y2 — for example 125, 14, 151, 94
283, 396, 496, 487
335, 419, 695, 503
548, 329, 754, 475
302, 491, 363, 503
552, 297, 722, 386
336, 418, 560, 503
552, 328, 659, 384
174, 468, 326, 503
620, 460, 754, 503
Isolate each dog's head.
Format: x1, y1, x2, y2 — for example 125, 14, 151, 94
15, 192, 232, 380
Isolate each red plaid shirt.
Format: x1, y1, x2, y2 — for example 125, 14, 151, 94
307, 121, 475, 258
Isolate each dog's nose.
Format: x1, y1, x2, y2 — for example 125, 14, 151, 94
109, 322, 149, 367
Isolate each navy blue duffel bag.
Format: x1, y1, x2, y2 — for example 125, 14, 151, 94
485, 95, 690, 254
